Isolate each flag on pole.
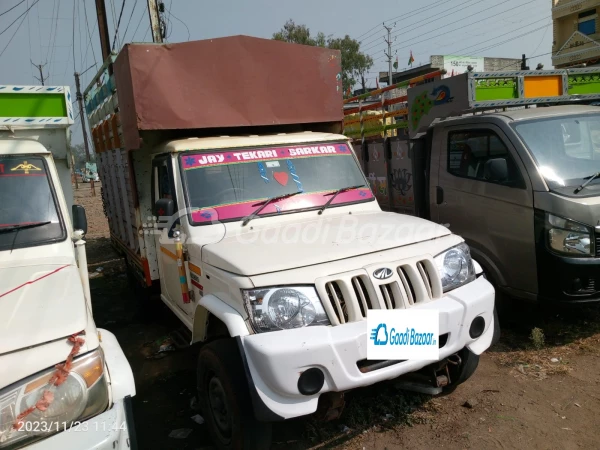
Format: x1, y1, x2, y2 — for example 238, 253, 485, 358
408, 51, 415, 67
393, 55, 398, 70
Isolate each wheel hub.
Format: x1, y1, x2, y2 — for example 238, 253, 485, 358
208, 376, 232, 437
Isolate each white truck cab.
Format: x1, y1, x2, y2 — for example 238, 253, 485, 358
0, 87, 136, 450
84, 38, 497, 449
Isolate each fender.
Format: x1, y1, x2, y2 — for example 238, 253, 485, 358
97, 328, 136, 402
192, 295, 249, 343
469, 247, 506, 287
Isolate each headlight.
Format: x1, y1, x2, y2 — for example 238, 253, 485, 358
0, 350, 109, 448
547, 213, 593, 256
434, 242, 476, 292
242, 286, 330, 333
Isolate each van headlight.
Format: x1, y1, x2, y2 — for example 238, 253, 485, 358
434, 242, 476, 292
242, 286, 330, 333
547, 213, 593, 256
0, 350, 109, 448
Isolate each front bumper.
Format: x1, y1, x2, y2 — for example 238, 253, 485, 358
240, 276, 495, 420
537, 248, 600, 303
25, 397, 133, 450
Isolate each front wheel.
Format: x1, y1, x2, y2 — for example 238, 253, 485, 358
197, 339, 272, 450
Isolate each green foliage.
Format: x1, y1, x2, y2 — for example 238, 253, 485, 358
530, 327, 545, 350
272, 20, 373, 94
70, 143, 96, 168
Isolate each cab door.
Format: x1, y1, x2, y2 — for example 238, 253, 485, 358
151, 155, 193, 317
430, 124, 537, 296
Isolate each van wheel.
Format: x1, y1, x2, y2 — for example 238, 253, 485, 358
443, 348, 480, 393
197, 339, 272, 450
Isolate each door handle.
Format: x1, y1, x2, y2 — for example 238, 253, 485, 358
436, 186, 444, 205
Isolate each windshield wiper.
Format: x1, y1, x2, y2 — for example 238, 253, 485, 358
0, 221, 51, 234
318, 184, 366, 215
241, 193, 301, 226
573, 172, 600, 194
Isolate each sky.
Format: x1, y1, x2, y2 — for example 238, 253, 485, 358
0, 0, 554, 145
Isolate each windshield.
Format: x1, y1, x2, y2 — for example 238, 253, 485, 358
0, 156, 65, 251
512, 113, 600, 189
180, 142, 373, 224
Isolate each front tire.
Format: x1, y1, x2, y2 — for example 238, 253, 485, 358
197, 339, 272, 450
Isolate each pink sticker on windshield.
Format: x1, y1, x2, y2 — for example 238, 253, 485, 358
183, 143, 350, 169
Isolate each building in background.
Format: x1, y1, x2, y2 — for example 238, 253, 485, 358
552, 0, 600, 68
378, 55, 521, 87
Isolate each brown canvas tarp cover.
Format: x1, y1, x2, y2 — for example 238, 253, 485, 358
113, 35, 343, 149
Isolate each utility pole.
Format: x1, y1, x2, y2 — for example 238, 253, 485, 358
147, 0, 164, 43
74, 72, 96, 197
31, 61, 47, 85
383, 23, 396, 89
95, 0, 112, 73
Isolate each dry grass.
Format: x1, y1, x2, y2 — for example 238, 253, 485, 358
489, 333, 600, 380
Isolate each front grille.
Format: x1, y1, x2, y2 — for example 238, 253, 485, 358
596, 236, 600, 257
316, 256, 443, 325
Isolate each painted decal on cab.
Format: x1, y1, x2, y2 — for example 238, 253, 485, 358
183, 143, 350, 169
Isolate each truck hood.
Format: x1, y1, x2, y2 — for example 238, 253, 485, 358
201, 211, 450, 275
0, 264, 87, 355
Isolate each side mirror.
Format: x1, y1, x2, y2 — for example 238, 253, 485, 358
154, 198, 174, 219
72, 204, 88, 234
484, 158, 508, 182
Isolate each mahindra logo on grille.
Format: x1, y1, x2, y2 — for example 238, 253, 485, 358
373, 268, 393, 280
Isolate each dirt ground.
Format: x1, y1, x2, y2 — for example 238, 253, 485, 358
76, 182, 600, 450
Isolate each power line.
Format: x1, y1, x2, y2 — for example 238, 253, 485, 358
72, 0, 76, 73
465, 23, 551, 56
121, 0, 139, 45
82, 0, 98, 70
451, 16, 550, 56
531, 21, 551, 56
26, 0, 33, 82
356, 0, 448, 43
142, 23, 150, 42
361, 0, 479, 51
111, 0, 127, 52
413, 1, 547, 55
167, 3, 190, 41
0, 0, 26, 17
0, 0, 39, 36
375, 0, 538, 62
47, 0, 61, 84
77, 0, 83, 72
0, 1, 37, 58
129, 1, 147, 42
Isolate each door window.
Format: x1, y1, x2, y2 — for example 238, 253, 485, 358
447, 129, 524, 188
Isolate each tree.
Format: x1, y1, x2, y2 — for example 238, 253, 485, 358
70, 143, 96, 168
272, 20, 373, 95
272, 20, 326, 47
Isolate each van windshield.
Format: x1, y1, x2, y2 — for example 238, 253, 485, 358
512, 113, 600, 189
0, 156, 65, 251
180, 142, 373, 224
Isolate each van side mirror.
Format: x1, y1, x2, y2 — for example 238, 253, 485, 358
484, 158, 508, 182
154, 198, 174, 218
72, 204, 88, 234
